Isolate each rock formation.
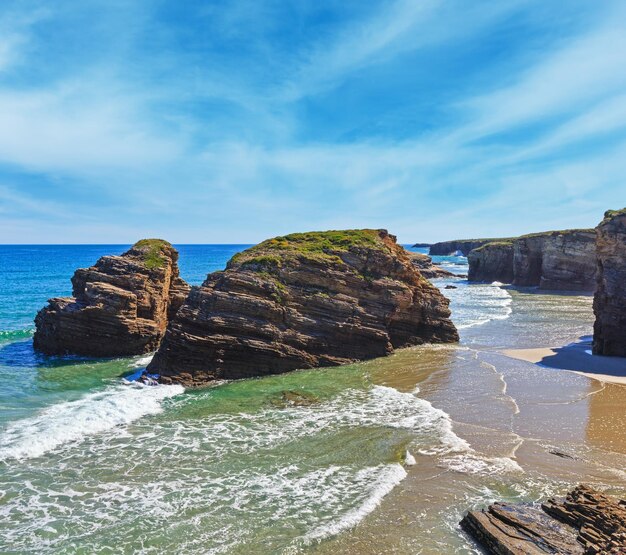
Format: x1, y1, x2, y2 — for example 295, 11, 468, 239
429, 238, 509, 256
466, 229, 596, 291
593, 208, 626, 356
407, 252, 456, 279
467, 242, 514, 283
34, 239, 190, 357
461, 484, 626, 554
514, 230, 596, 290
148, 229, 458, 386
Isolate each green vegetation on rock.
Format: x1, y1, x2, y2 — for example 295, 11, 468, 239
132, 238, 171, 269
229, 229, 387, 270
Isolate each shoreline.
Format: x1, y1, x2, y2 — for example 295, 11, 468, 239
502, 339, 626, 386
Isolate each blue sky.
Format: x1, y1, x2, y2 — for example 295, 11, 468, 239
0, 0, 625, 243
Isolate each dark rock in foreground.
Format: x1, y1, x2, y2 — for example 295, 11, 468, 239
594, 208, 626, 356
461, 484, 626, 554
149, 229, 458, 386
34, 240, 190, 356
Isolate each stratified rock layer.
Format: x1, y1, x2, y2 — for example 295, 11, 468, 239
593, 208, 626, 356
461, 484, 626, 554
149, 229, 458, 385
467, 242, 514, 283
465, 229, 596, 290
513, 230, 596, 290
34, 240, 190, 356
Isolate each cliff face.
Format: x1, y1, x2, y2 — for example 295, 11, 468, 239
148, 229, 458, 386
467, 242, 514, 283
429, 239, 508, 256
34, 240, 190, 356
593, 209, 626, 356
466, 230, 596, 291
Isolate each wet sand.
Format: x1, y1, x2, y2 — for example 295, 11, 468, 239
503, 336, 626, 385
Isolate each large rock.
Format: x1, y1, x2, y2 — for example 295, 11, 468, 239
466, 229, 596, 290
461, 484, 626, 554
513, 230, 596, 290
467, 242, 514, 283
593, 208, 626, 356
34, 240, 190, 356
148, 229, 458, 386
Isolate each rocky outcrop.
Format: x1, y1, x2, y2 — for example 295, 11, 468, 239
514, 230, 596, 290
411, 242, 431, 248
593, 208, 626, 356
467, 242, 514, 283
429, 239, 508, 256
407, 252, 455, 279
34, 239, 190, 357
148, 229, 458, 386
461, 484, 626, 554
466, 229, 596, 290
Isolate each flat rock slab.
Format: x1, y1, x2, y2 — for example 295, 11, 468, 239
461, 485, 626, 554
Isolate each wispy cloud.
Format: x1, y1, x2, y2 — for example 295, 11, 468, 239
0, 0, 625, 243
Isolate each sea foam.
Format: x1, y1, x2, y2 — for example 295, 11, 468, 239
0, 383, 183, 461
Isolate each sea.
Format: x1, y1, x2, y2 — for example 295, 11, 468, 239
1, 245, 625, 554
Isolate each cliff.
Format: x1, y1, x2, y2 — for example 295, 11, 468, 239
514, 230, 596, 290
593, 208, 626, 356
466, 229, 596, 291
148, 229, 458, 386
34, 239, 190, 356
429, 238, 510, 256
467, 242, 514, 283
461, 484, 626, 554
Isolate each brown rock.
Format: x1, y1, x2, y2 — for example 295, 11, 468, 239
461, 484, 626, 555
468, 241, 514, 283
593, 208, 626, 356
34, 239, 190, 357
148, 229, 458, 386
407, 251, 455, 279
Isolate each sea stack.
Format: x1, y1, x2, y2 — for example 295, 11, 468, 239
34, 239, 190, 356
593, 208, 626, 356
148, 229, 458, 386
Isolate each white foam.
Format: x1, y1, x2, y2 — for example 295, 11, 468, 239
303, 463, 407, 543
130, 354, 155, 368
441, 453, 523, 475
404, 450, 416, 466
0, 383, 184, 461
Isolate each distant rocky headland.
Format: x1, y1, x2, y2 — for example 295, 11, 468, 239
34, 239, 189, 356
148, 229, 458, 386
467, 229, 596, 291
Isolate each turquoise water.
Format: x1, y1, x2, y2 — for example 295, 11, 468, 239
1, 246, 624, 554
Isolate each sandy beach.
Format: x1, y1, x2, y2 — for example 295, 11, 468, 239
503, 336, 626, 385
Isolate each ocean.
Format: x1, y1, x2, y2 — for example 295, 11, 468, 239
1, 245, 625, 554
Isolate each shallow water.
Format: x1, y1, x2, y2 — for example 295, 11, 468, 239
0, 246, 624, 554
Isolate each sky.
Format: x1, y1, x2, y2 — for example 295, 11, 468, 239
0, 0, 625, 244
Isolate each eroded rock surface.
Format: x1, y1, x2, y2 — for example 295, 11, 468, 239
148, 229, 458, 386
466, 229, 596, 290
34, 240, 190, 356
468, 242, 514, 283
593, 208, 626, 356
461, 484, 626, 555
